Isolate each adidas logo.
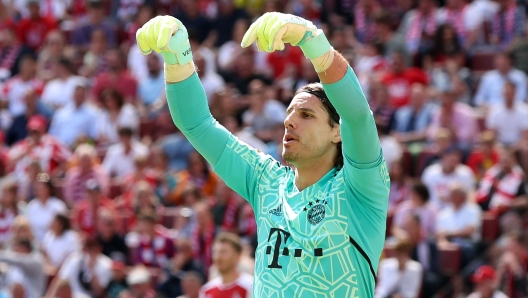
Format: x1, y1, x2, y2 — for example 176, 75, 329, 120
269, 204, 283, 217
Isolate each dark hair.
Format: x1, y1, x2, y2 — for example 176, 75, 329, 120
54, 213, 71, 235
215, 232, 242, 253
15, 238, 33, 252
36, 173, 55, 198
294, 83, 343, 169
118, 126, 134, 137
411, 182, 430, 203
58, 57, 73, 73
101, 88, 124, 109
374, 10, 393, 27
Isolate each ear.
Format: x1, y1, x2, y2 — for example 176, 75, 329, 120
331, 126, 341, 144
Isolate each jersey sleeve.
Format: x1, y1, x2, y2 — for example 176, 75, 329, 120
322, 66, 390, 210
165, 73, 286, 207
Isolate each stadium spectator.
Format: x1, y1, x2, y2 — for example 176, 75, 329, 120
0, 176, 23, 248
488, 0, 526, 51
437, 0, 472, 48
36, 30, 67, 82
422, 146, 476, 210
191, 201, 217, 271
195, 52, 226, 101
47, 236, 113, 298
1, 54, 44, 119
379, 122, 402, 172
369, 82, 395, 134
122, 266, 156, 298
210, 180, 242, 233
16, 0, 58, 51
105, 260, 128, 298
157, 127, 195, 173
158, 239, 205, 298
63, 144, 108, 206
466, 131, 501, 182
80, 28, 109, 79
0, 237, 46, 298
217, 19, 250, 72
137, 53, 165, 111
353, 0, 381, 44
174, 0, 212, 45
48, 78, 99, 147
476, 147, 526, 214
92, 48, 138, 104
200, 232, 253, 298
102, 127, 149, 179
5, 87, 53, 146
127, 210, 175, 269
71, 178, 115, 236
71, 0, 117, 50
392, 83, 435, 145
173, 151, 219, 205
468, 265, 508, 298
96, 88, 139, 147
0, 23, 32, 81
381, 51, 428, 108
177, 271, 204, 298
474, 53, 527, 108
398, 0, 439, 57
495, 232, 528, 297
41, 213, 81, 273
436, 183, 482, 267
429, 52, 472, 104
212, 0, 249, 47
41, 57, 84, 110
375, 237, 423, 298
373, 10, 410, 65
393, 182, 437, 239
486, 81, 528, 147
26, 174, 67, 243
426, 89, 478, 150
95, 208, 128, 264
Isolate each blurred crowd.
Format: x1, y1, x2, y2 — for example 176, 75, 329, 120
0, 0, 528, 297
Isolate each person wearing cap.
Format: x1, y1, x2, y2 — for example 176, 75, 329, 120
7, 112, 72, 181
374, 237, 423, 298
71, 178, 115, 237
468, 265, 508, 298
16, 0, 58, 51
48, 77, 99, 147
421, 145, 476, 211
106, 260, 128, 298
124, 266, 156, 298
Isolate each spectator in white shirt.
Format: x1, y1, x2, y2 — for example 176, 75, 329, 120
486, 81, 528, 146
421, 147, 476, 210
48, 79, 99, 147
468, 265, 508, 298
96, 89, 139, 148
102, 127, 149, 179
474, 53, 527, 108
375, 237, 423, 298
46, 236, 113, 298
26, 174, 67, 243
436, 183, 482, 268
41, 58, 83, 110
42, 213, 81, 273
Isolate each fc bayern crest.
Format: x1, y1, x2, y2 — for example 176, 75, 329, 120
307, 204, 325, 225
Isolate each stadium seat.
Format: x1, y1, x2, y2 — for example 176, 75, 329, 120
481, 212, 499, 243
438, 245, 461, 276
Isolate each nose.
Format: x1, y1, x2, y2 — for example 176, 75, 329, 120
284, 112, 295, 129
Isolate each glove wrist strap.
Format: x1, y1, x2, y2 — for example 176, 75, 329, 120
165, 61, 196, 83
299, 29, 332, 59
310, 48, 335, 73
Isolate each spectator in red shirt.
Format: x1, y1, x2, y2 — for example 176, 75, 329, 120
16, 0, 57, 51
71, 179, 115, 237
7, 115, 71, 181
466, 131, 500, 182
92, 48, 138, 104
266, 45, 303, 79
381, 51, 429, 108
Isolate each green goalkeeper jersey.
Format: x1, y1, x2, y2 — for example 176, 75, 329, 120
166, 66, 389, 298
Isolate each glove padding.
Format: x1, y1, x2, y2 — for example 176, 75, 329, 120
241, 12, 331, 60
136, 15, 193, 65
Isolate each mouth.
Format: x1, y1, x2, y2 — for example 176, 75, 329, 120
283, 133, 298, 145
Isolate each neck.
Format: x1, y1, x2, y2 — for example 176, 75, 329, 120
221, 270, 239, 285
294, 156, 336, 191
506, 101, 514, 109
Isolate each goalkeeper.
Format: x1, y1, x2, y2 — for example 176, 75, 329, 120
137, 12, 389, 298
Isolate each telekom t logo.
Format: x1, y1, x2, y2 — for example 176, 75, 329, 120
266, 228, 323, 269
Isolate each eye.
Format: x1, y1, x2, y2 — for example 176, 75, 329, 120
302, 113, 313, 118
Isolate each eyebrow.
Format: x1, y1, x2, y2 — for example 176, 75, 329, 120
286, 107, 317, 114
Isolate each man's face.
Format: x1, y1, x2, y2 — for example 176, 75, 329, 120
283, 93, 340, 166
212, 242, 239, 274
390, 53, 405, 73
503, 83, 515, 105
441, 152, 459, 173
73, 86, 86, 106
147, 55, 161, 74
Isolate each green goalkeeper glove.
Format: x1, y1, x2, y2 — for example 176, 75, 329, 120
241, 12, 334, 72
136, 15, 195, 82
